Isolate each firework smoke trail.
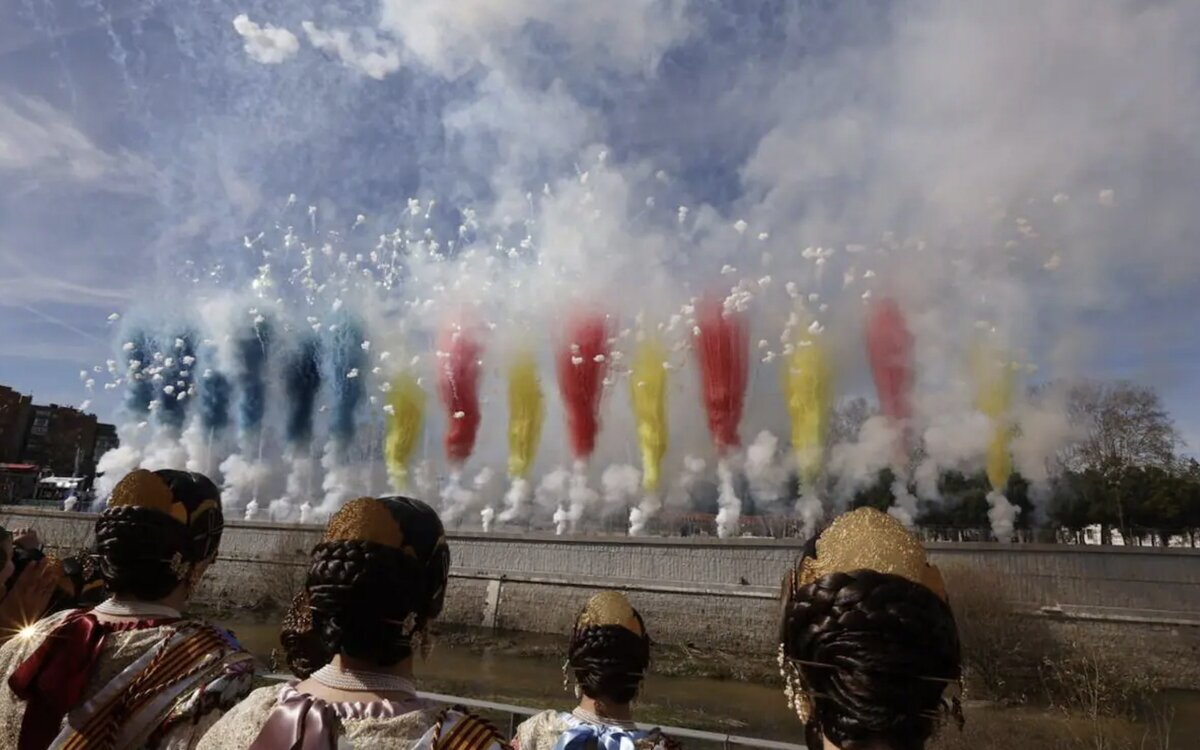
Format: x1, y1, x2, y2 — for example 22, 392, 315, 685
554, 312, 609, 535
628, 339, 667, 536
141, 331, 198, 472
219, 315, 272, 515
500, 352, 543, 526
865, 297, 918, 525
183, 343, 232, 475
95, 329, 155, 500
694, 298, 749, 538
436, 324, 483, 523
271, 334, 321, 521
319, 315, 367, 515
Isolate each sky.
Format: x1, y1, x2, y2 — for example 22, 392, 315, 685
1, 0, 1199, 461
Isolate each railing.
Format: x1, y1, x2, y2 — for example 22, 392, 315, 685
264, 674, 805, 749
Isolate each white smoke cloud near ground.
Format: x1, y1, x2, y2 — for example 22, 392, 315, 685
27, 0, 1200, 538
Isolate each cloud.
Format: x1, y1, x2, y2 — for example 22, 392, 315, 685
301, 22, 402, 80
0, 93, 154, 190
233, 14, 300, 65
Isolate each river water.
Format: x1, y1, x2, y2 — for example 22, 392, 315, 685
224, 620, 1200, 748
225, 620, 802, 742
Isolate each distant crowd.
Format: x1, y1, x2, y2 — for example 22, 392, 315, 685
0, 468, 962, 749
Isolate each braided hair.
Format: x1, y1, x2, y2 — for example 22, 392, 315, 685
305, 496, 450, 667
94, 469, 224, 601
779, 569, 962, 750
567, 594, 651, 706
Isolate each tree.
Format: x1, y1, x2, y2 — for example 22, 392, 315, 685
1060, 381, 1179, 476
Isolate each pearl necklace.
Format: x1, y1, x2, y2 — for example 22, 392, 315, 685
572, 707, 639, 732
311, 664, 419, 695
94, 598, 182, 619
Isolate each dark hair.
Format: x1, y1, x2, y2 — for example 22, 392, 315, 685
94, 469, 224, 601
780, 569, 962, 750
280, 590, 329, 678
306, 497, 450, 667
568, 614, 651, 705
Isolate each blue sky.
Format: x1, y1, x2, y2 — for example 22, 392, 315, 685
1, 0, 1198, 458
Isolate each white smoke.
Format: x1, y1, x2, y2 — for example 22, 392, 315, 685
914, 410, 994, 500
601, 464, 641, 521
232, 14, 300, 65
218, 453, 270, 514
828, 417, 901, 505
498, 476, 532, 525
666, 455, 706, 512
628, 492, 660, 537
566, 461, 597, 534
715, 456, 741, 539
319, 440, 366, 516
986, 490, 1019, 542
888, 478, 920, 529
744, 430, 790, 509
139, 424, 187, 472
794, 489, 824, 540
181, 417, 228, 476
480, 506, 495, 532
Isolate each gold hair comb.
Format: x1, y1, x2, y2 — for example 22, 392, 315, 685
576, 591, 644, 637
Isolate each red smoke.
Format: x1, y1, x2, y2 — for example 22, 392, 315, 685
865, 297, 914, 423
693, 297, 749, 454
556, 312, 610, 461
437, 326, 482, 465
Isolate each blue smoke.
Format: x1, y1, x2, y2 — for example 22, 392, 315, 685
327, 317, 366, 450
123, 329, 154, 416
235, 316, 272, 439
155, 331, 196, 430
199, 368, 232, 433
283, 335, 322, 448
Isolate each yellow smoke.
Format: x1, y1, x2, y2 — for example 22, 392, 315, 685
508, 353, 544, 479
972, 345, 1015, 492
783, 335, 833, 487
385, 372, 425, 490
630, 339, 668, 492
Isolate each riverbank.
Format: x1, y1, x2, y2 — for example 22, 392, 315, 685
217, 613, 1195, 749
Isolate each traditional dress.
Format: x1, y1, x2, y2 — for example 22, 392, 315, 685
513, 709, 680, 750
196, 681, 509, 750
0, 602, 254, 750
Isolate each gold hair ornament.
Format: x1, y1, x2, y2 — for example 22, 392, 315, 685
324, 497, 406, 549
779, 508, 955, 726
575, 591, 644, 637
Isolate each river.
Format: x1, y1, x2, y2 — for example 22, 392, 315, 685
223, 620, 1200, 748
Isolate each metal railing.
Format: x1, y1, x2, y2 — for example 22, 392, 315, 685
264, 674, 805, 748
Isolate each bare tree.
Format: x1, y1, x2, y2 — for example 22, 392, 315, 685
1059, 381, 1179, 476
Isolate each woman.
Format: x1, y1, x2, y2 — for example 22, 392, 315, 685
198, 495, 509, 749
513, 591, 679, 750
778, 508, 963, 750
0, 468, 253, 749
0, 527, 71, 645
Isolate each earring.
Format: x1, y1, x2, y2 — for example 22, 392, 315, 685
562, 660, 571, 693
418, 629, 435, 660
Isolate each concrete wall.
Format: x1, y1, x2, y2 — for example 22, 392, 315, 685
4, 507, 1198, 653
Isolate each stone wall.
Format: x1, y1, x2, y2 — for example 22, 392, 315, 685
4, 507, 1198, 654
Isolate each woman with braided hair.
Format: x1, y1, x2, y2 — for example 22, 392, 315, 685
778, 508, 964, 750
197, 496, 510, 750
0, 469, 254, 750
513, 591, 680, 750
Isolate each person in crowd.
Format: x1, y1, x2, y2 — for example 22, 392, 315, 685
777, 507, 964, 750
0, 469, 254, 749
198, 495, 509, 750
513, 591, 680, 750
0, 527, 58, 645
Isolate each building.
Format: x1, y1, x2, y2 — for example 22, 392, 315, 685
0, 385, 34, 463
0, 384, 117, 497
